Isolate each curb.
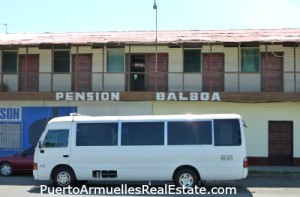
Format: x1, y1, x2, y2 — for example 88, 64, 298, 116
249, 170, 300, 175
248, 166, 300, 175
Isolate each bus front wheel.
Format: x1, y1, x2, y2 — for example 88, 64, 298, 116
52, 166, 76, 187
174, 168, 199, 188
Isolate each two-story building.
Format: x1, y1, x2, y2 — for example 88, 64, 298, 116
0, 29, 300, 166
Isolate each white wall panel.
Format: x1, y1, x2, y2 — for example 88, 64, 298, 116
284, 73, 295, 92
39, 74, 51, 91
225, 73, 238, 92
53, 74, 71, 91
92, 73, 103, 91
184, 73, 202, 91
297, 73, 300, 92
39, 49, 51, 72
3, 75, 18, 92
92, 48, 103, 72
224, 47, 238, 72
104, 73, 125, 91
240, 74, 261, 92
168, 48, 182, 72
168, 73, 183, 91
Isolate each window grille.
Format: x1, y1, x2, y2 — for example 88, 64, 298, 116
0, 121, 23, 151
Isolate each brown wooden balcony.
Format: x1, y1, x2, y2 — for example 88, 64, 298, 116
0, 71, 300, 102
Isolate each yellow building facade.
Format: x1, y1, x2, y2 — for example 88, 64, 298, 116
0, 29, 300, 165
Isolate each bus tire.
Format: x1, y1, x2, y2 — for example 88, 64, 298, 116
52, 166, 76, 187
174, 168, 199, 188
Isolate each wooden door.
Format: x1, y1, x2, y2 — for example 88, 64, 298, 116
73, 54, 92, 91
261, 52, 283, 92
19, 55, 39, 91
146, 53, 168, 91
203, 53, 224, 92
269, 121, 293, 166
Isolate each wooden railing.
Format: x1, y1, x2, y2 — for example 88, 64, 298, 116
0, 71, 300, 93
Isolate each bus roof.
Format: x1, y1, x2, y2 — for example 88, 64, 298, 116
48, 114, 242, 123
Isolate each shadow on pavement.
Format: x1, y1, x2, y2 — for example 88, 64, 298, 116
238, 173, 300, 188
0, 174, 48, 186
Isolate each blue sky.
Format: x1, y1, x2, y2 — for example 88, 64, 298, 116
1, 0, 300, 33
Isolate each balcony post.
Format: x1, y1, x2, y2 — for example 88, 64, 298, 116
238, 43, 240, 92
51, 46, 54, 92
25, 46, 28, 92
209, 44, 212, 93
74, 45, 79, 92
294, 44, 296, 92
128, 45, 131, 92
0, 48, 3, 92
102, 45, 105, 91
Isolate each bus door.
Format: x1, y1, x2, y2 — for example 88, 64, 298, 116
36, 123, 72, 179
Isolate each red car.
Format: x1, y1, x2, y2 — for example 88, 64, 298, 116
0, 146, 35, 176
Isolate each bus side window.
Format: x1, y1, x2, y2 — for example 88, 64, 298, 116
76, 123, 118, 146
168, 121, 212, 145
121, 128, 129, 145
214, 119, 241, 146
43, 129, 69, 148
111, 128, 118, 145
121, 122, 164, 146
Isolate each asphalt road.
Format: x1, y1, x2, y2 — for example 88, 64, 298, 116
0, 173, 300, 197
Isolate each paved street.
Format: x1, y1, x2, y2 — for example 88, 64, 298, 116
0, 173, 300, 196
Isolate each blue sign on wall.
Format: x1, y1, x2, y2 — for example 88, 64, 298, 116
0, 107, 21, 121
0, 106, 77, 157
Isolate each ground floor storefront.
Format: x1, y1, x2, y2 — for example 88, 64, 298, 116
0, 101, 299, 166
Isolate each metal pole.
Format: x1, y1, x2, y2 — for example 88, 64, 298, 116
153, 0, 158, 91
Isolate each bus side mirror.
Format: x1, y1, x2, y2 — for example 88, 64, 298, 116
243, 120, 248, 128
38, 141, 42, 149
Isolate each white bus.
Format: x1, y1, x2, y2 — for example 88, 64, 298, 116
33, 114, 248, 187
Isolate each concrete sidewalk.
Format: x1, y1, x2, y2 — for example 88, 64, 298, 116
249, 166, 300, 174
